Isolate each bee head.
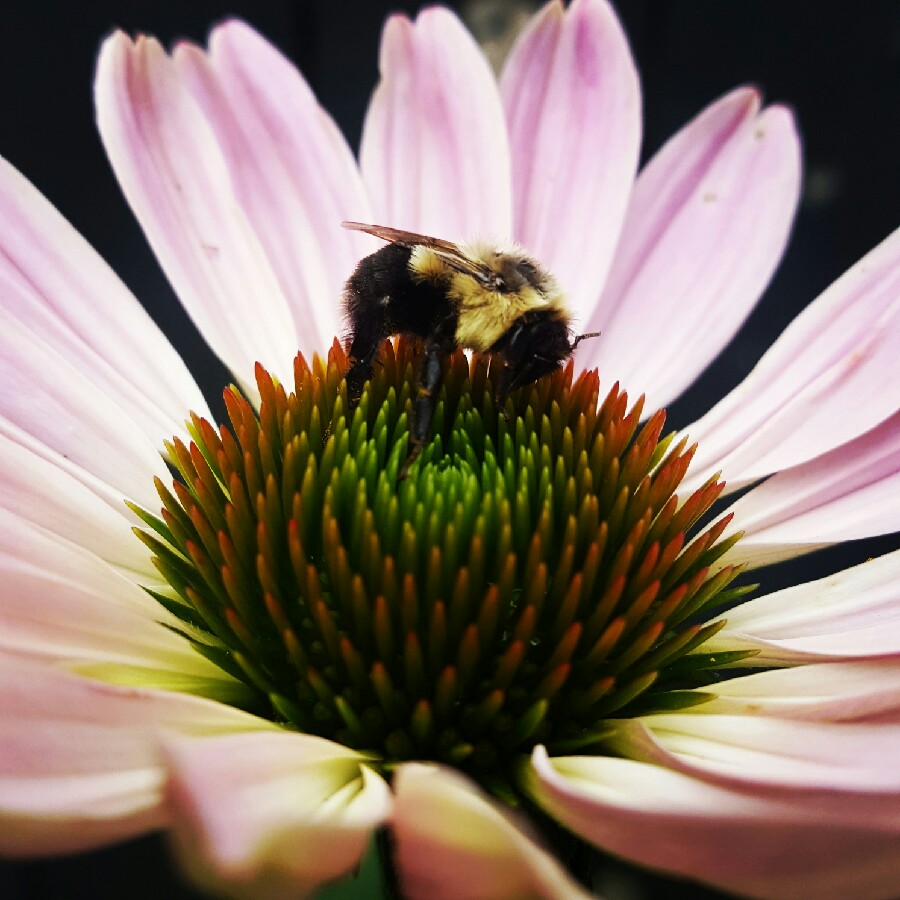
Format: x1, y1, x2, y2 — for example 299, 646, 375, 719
467, 245, 559, 302
491, 309, 574, 394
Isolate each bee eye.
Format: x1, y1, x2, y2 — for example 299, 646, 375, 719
514, 259, 540, 285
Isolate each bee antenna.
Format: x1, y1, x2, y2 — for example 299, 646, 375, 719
571, 331, 601, 350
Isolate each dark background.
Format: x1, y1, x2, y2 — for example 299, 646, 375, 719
1, 1, 898, 898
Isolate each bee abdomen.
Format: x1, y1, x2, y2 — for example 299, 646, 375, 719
344, 243, 456, 341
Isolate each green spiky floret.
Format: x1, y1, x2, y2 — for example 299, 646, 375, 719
135, 338, 753, 793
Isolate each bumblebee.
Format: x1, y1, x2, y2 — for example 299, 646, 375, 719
341, 222, 598, 473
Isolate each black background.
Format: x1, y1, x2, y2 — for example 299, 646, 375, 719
1, 1, 898, 898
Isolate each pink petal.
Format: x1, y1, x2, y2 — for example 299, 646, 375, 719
0, 155, 208, 441
0, 511, 245, 702
699, 662, 900, 724
95, 32, 301, 386
501, 0, 641, 321
173, 21, 372, 350
583, 88, 801, 412
0, 655, 270, 855
0, 426, 154, 578
528, 742, 900, 900
612, 714, 900, 792
163, 731, 390, 900
0, 307, 170, 511
359, 7, 512, 238
710, 551, 900, 663
683, 226, 900, 495
723, 412, 900, 568
392, 763, 590, 900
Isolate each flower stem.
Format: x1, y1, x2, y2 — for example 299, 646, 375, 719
377, 827, 403, 899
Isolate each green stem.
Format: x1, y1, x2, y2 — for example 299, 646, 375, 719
377, 827, 402, 899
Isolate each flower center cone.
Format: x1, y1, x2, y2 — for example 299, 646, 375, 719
135, 337, 750, 798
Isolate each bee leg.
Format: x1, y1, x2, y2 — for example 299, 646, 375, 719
345, 334, 382, 412
493, 362, 512, 422
399, 339, 449, 479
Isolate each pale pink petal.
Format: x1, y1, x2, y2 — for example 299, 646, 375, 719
0, 655, 272, 855
173, 21, 372, 349
0, 427, 154, 578
698, 662, 900, 723
709, 551, 900, 663
0, 509, 179, 661
0, 307, 170, 510
95, 32, 301, 387
683, 227, 900, 495
611, 714, 900, 792
0, 511, 247, 703
392, 763, 591, 900
360, 7, 512, 237
583, 88, 801, 412
500, 0, 641, 322
163, 731, 390, 900
528, 744, 900, 900
0, 155, 208, 439
722, 412, 900, 568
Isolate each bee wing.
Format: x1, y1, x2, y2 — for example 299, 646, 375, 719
342, 221, 453, 250
342, 221, 493, 284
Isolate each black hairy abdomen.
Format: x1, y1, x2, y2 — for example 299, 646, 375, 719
343, 244, 455, 342
343, 243, 458, 409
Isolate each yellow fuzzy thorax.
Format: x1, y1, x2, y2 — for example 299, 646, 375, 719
408, 243, 569, 352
